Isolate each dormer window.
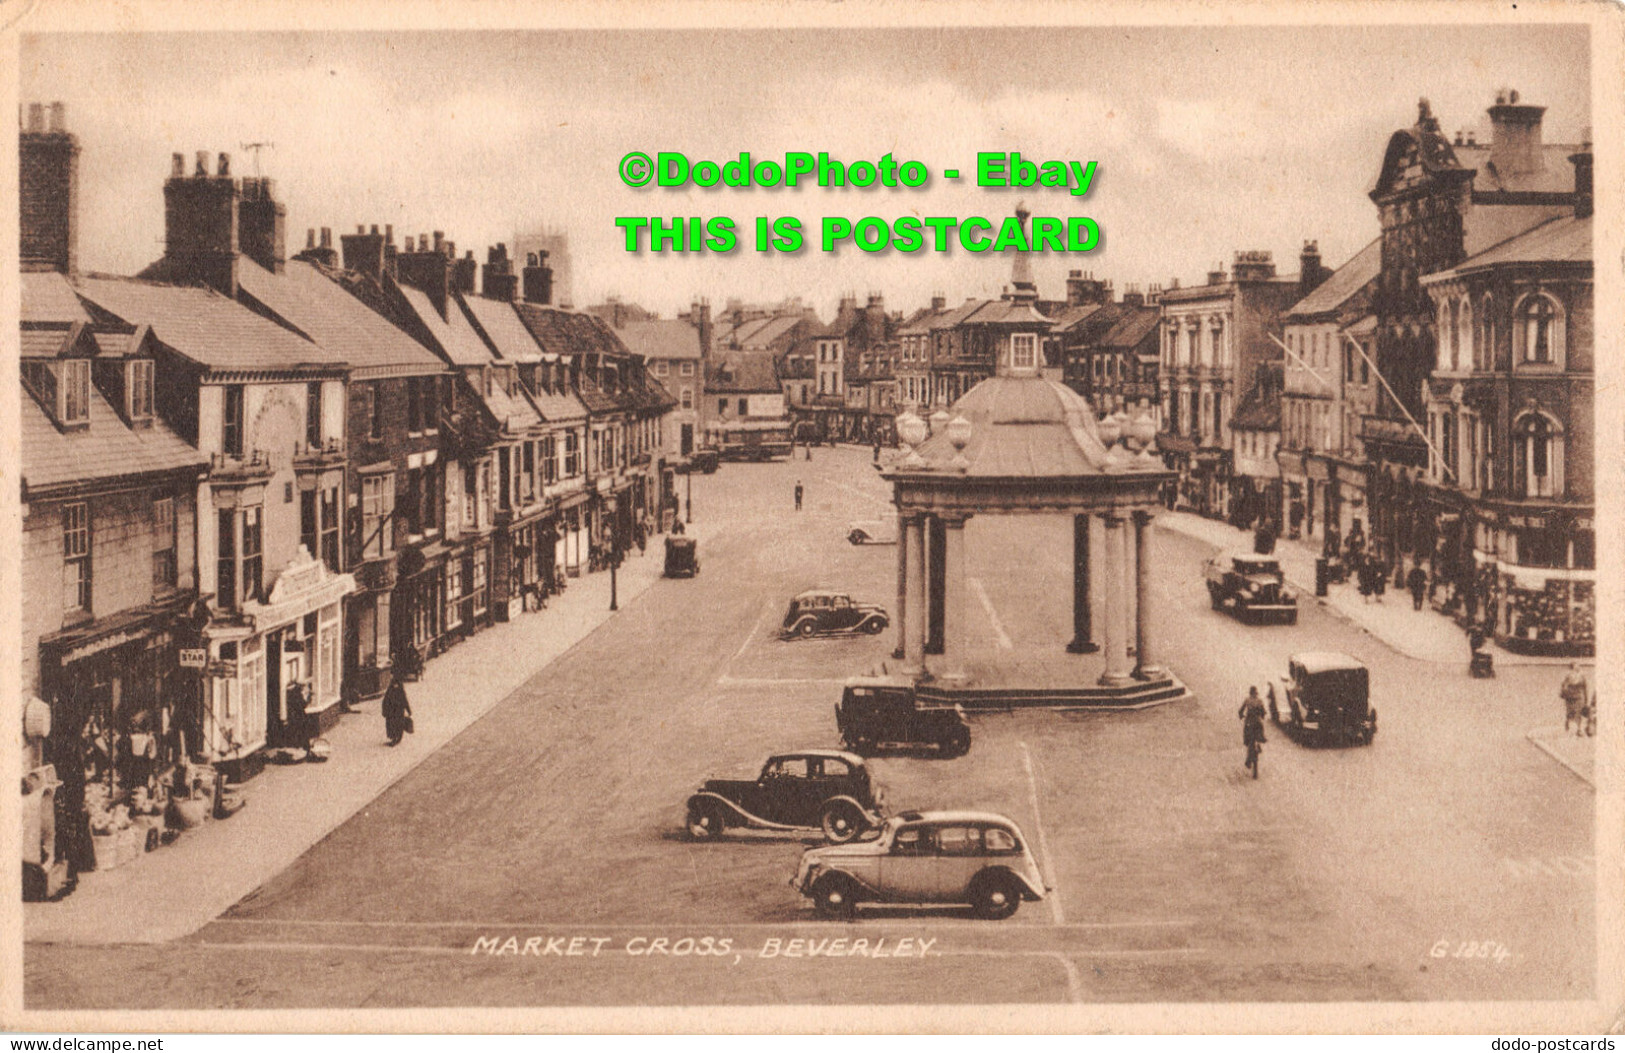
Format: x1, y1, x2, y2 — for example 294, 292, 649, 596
1010, 332, 1037, 372
127, 359, 154, 421
60, 359, 91, 425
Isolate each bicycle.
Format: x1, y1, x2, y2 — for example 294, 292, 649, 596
1244, 738, 1262, 779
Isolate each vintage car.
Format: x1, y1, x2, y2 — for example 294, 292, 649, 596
663, 535, 699, 579
846, 517, 899, 546
781, 590, 890, 639
1268, 651, 1377, 745
835, 676, 971, 757
1205, 551, 1299, 625
685, 749, 885, 843
791, 810, 1048, 920
689, 447, 720, 474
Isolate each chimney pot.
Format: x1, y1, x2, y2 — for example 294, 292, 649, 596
357, 224, 365, 235
217, 152, 231, 177
27, 102, 44, 132
320, 227, 332, 248
370, 224, 379, 235
48, 102, 65, 133
432, 231, 444, 252
384, 223, 393, 242
171, 152, 185, 178
307, 228, 317, 249
195, 150, 210, 177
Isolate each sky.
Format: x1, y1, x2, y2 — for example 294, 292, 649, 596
19, 24, 1591, 320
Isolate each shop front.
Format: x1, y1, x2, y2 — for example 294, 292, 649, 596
1472, 506, 1595, 657
204, 548, 353, 779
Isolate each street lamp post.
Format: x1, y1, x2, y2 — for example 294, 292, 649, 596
686, 467, 693, 525
608, 496, 620, 611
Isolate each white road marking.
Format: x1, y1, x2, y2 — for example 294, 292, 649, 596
970, 577, 1014, 650
728, 600, 776, 664
1019, 740, 1064, 926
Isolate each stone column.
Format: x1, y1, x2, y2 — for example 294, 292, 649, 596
937, 513, 970, 680
903, 514, 927, 672
1098, 514, 1134, 687
1066, 513, 1098, 653
1134, 509, 1165, 680
892, 511, 911, 660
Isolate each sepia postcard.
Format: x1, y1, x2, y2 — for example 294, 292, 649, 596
2, 0, 1621, 1035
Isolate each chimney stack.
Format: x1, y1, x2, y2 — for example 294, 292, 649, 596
238, 175, 286, 274
1570, 133, 1593, 219
931, 293, 946, 311
19, 100, 80, 276
1487, 89, 1546, 178
522, 250, 553, 306
482, 243, 519, 301
1298, 239, 1327, 299
396, 230, 452, 317
452, 250, 477, 295
164, 146, 241, 296
341, 223, 388, 278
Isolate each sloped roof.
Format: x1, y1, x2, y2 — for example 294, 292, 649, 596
21, 329, 69, 358
1099, 307, 1162, 351
732, 314, 802, 349
22, 271, 91, 324
1457, 142, 1587, 196
513, 303, 632, 360
398, 286, 491, 368
1047, 304, 1106, 334
708, 351, 781, 394
964, 299, 1054, 328
614, 319, 703, 361
902, 376, 1120, 478
1463, 203, 1575, 258
460, 296, 545, 362
1428, 213, 1590, 280
77, 275, 335, 375
237, 261, 444, 376
22, 386, 206, 493
896, 305, 949, 336
1287, 238, 1382, 319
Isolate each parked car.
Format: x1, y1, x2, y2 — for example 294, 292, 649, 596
791, 810, 1048, 920
1268, 651, 1377, 745
663, 536, 699, 578
781, 590, 889, 639
1205, 551, 1299, 625
846, 517, 899, 546
835, 676, 970, 757
685, 749, 885, 843
691, 447, 720, 474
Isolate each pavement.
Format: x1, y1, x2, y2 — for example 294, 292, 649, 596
23, 515, 720, 946
26, 447, 1596, 1010
1158, 511, 1588, 670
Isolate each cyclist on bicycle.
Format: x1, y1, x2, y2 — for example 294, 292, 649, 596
1239, 686, 1267, 775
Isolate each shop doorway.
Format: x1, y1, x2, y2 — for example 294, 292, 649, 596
265, 632, 286, 748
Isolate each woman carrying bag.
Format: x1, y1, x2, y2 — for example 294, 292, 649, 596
382, 677, 414, 747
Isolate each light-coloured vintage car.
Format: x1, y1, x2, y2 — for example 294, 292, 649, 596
791, 810, 1047, 920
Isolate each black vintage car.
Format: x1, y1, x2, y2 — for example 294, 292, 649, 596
1268, 651, 1377, 745
677, 447, 720, 474
781, 590, 889, 639
685, 749, 884, 843
835, 677, 971, 757
1205, 551, 1299, 625
663, 536, 699, 578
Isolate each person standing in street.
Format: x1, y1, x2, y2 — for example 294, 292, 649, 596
1407, 565, 1428, 611
1561, 663, 1589, 736
382, 677, 414, 747
794, 480, 804, 511
873, 441, 882, 463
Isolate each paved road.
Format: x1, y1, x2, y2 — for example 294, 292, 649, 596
27, 447, 1592, 1008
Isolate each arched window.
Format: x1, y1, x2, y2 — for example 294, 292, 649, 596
1517, 293, 1562, 365
1477, 294, 1494, 370
1457, 297, 1473, 372
1445, 299, 1460, 371
1513, 412, 1563, 498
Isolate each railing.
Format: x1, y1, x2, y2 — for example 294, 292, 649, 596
210, 448, 276, 481
293, 438, 347, 469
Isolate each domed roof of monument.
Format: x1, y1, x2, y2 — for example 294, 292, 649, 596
908, 374, 1123, 478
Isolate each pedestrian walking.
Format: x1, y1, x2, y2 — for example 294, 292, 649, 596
1356, 558, 1374, 603
1372, 558, 1387, 603
873, 441, 882, 463
382, 677, 414, 747
1407, 565, 1428, 611
794, 480, 804, 511
805, 443, 813, 461
1238, 686, 1267, 778
1560, 663, 1589, 736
